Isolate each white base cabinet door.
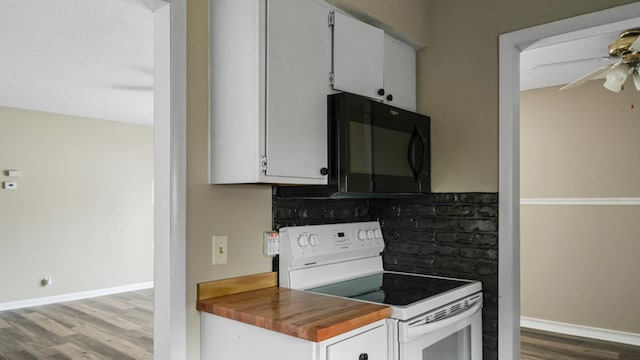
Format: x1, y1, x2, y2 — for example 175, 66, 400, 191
201, 313, 388, 360
324, 324, 388, 360
201, 314, 317, 360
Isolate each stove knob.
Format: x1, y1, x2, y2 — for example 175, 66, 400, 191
297, 234, 309, 247
308, 234, 319, 246
358, 230, 367, 240
374, 229, 382, 238
367, 229, 375, 239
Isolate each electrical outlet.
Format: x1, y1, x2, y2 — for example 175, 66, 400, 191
263, 231, 279, 256
212, 236, 228, 265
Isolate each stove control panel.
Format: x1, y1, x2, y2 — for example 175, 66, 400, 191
278, 221, 385, 269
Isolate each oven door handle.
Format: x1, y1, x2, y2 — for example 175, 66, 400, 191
403, 300, 482, 341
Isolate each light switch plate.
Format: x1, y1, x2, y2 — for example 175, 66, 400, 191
212, 236, 228, 265
3, 182, 17, 190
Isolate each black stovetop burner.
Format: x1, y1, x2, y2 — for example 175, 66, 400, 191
307, 272, 472, 306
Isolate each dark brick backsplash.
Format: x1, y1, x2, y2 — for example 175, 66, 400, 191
273, 190, 498, 360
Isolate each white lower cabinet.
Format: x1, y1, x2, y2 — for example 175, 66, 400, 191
201, 313, 388, 360
324, 324, 388, 360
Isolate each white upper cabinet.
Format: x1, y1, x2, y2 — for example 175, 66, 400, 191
331, 11, 385, 101
331, 12, 416, 111
265, 0, 332, 181
383, 34, 417, 111
209, 0, 417, 185
209, 0, 331, 185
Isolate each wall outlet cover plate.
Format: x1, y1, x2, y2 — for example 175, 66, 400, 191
263, 231, 279, 256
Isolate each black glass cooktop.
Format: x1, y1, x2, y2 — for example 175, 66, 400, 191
306, 272, 471, 306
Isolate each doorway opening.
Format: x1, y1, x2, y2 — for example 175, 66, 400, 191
499, 2, 640, 358
0, 0, 186, 358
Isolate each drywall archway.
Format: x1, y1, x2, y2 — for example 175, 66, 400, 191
153, 0, 187, 359
498, 2, 640, 358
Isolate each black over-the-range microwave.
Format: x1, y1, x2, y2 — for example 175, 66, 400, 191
277, 92, 431, 197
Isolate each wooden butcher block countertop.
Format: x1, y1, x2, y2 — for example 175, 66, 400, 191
196, 272, 391, 342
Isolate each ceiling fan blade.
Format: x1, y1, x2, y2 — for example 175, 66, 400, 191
559, 63, 616, 91
528, 56, 614, 70
109, 84, 154, 91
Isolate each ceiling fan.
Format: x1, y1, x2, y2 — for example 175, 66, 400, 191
560, 29, 640, 92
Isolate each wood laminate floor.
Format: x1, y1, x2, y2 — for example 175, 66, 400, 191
3, 292, 640, 360
522, 327, 640, 360
0, 289, 153, 360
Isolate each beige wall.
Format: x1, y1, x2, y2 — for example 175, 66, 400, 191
520, 83, 640, 333
521, 206, 640, 333
186, 0, 640, 356
521, 83, 640, 198
419, 0, 637, 192
186, 1, 273, 358
0, 107, 153, 303
325, 0, 428, 47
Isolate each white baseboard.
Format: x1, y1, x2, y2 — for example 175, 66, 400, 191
521, 316, 640, 346
520, 197, 640, 205
0, 281, 154, 311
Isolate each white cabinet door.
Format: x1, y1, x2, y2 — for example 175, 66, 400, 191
266, 0, 331, 181
332, 11, 385, 101
383, 34, 416, 111
326, 324, 387, 360
331, 13, 416, 110
201, 313, 317, 360
209, 0, 266, 184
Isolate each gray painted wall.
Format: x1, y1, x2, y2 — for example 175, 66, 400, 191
0, 107, 153, 303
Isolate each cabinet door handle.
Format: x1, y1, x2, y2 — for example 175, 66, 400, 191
377, 88, 385, 96
386, 94, 393, 101
359, 353, 368, 360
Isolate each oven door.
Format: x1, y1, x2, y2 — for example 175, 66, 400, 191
398, 297, 482, 360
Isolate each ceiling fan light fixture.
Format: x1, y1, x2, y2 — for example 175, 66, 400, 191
603, 64, 629, 92
633, 69, 640, 91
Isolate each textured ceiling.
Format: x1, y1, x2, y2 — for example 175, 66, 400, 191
0, 0, 154, 125
1, 1, 636, 122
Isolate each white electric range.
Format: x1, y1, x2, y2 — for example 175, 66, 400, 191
279, 221, 483, 360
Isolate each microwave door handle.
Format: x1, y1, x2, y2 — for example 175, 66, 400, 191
407, 129, 419, 179
414, 129, 426, 177
403, 301, 482, 341
408, 128, 425, 179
